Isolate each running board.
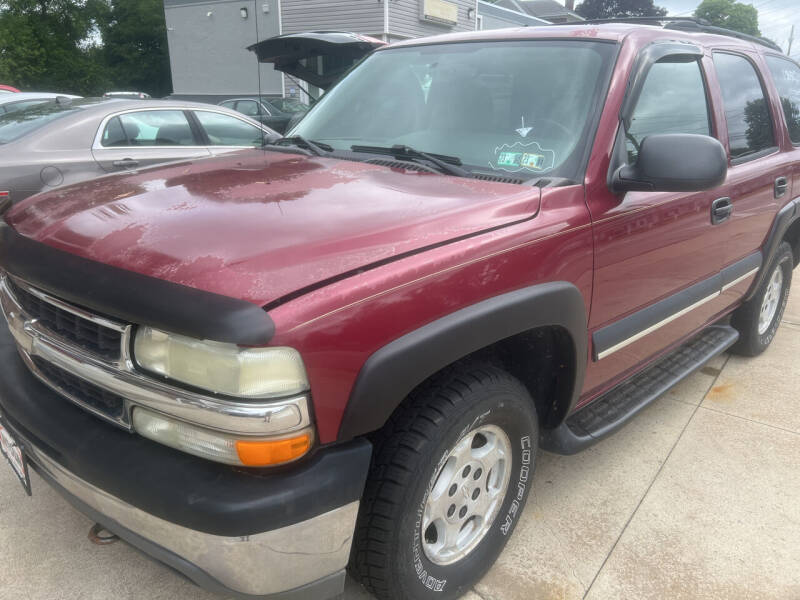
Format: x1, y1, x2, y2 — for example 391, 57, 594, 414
541, 325, 738, 455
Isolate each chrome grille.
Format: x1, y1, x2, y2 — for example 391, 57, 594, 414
6, 278, 122, 360
30, 356, 126, 421
0, 273, 312, 436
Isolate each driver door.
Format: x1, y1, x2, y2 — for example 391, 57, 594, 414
583, 52, 731, 396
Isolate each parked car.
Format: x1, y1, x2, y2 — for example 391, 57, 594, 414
269, 97, 309, 114
0, 98, 278, 204
0, 92, 81, 115
218, 96, 308, 133
3, 20, 800, 600
103, 91, 151, 99
0, 85, 20, 94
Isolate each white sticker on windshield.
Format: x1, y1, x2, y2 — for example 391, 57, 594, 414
490, 141, 555, 173
515, 116, 533, 138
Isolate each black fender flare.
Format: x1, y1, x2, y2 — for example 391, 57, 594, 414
747, 196, 800, 302
337, 281, 588, 441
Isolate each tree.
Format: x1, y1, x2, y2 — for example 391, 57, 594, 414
743, 97, 772, 154
575, 0, 667, 19
96, 0, 172, 97
694, 0, 760, 36
0, 0, 108, 95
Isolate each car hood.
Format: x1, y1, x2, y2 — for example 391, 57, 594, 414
6, 150, 540, 307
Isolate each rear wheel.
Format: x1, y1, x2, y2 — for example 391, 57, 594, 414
350, 363, 538, 600
731, 242, 793, 356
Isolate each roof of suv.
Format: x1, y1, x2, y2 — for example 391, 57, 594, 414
389, 23, 785, 56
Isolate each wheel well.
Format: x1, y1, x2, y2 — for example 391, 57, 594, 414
398, 326, 577, 431
784, 218, 800, 267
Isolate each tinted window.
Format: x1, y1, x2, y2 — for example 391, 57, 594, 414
765, 56, 800, 145
714, 52, 775, 159
235, 100, 260, 117
220, 100, 236, 109
626, 60, 711, 161
0, 102, 80, 144
101, 110, 196, 147
194, 111, 263, 146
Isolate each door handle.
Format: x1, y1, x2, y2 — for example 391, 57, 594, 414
112, 158, 139, 169
774, 176, 788, 199
711, 197, 733, 225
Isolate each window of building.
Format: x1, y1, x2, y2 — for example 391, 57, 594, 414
626, 60, 711, 162
713, 52, 775, 160
765, 55, 800, 145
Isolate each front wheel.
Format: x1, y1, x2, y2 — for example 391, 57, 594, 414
350, 363, 538, 600
731, 241, 793, 356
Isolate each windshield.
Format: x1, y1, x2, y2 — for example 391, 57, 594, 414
0, 101, 82, 144
292, 40, 616, 180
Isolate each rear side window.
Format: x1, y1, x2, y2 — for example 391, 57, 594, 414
235, 100, 261, 117
765, 56, 800, 145
713, 52, 775, 160
101, 110, 197, 147
193, 111, 264, 146
626, 60, 711, 162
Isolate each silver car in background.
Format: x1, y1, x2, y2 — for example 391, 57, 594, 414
0, 98, 280, 205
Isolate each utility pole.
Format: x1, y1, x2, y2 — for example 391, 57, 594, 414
789, 24, 795, 56
565, 0, 575, 9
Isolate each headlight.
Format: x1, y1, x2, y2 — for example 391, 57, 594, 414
132, 407, 312, 466
133, 326, 308, 398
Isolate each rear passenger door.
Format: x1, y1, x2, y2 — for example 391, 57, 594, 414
709, 51, 793, 299
92, 109, 210, 173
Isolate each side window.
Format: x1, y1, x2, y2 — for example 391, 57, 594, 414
765, 56, 800, 145
194, 111, 264, 146
220, 100, 236, 109
713, 52, 775, 160
102, 110, 196, 147
235, 100, 260, 117
626, 60, 711, 162
102, 116, 127, 146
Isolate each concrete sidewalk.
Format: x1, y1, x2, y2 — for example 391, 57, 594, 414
2, 285, 799, 600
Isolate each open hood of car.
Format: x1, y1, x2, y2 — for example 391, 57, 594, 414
248, 31, 386, 91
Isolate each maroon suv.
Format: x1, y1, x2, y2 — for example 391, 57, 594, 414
1, 20, 799, 600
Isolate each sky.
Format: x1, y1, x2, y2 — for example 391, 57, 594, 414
550, 0, 797, 58
658, 0, 797, 57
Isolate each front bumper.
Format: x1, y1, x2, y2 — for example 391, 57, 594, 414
0, 322, 372, 599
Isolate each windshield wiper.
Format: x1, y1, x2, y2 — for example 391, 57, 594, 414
267, 136, 331, 156
351, 144, 470, 178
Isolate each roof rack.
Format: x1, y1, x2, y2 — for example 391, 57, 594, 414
544, 16, 783, 53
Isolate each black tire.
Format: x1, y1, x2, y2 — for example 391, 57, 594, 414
731, 241, 793, 357
350, 363, 538, 600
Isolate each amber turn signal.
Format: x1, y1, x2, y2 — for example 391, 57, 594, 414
236, 433, 312, 466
